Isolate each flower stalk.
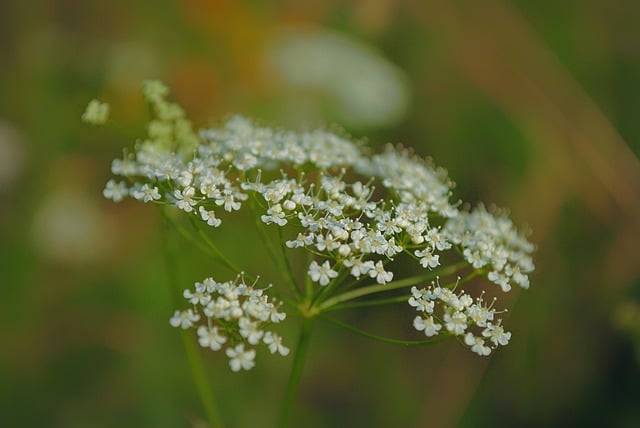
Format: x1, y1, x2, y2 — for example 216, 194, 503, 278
182, 331, 225, 428
279, 315, 315, 428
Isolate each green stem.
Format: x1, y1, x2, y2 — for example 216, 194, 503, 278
278, 316, 315, 427
320, 315, 449, 346
310, 264, 348, 307
161, 214, 224, 428
322, 294, 411, 312
189, 217, 246, 277
249, 197, 301, 297
278, 227, 302, 297
317, 262, 467, 312
181, 331, 225, 428
162, 210, 219, 261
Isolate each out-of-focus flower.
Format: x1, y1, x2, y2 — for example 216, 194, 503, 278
32, 189, 114, 264
264, 26, 410, 129
82, 99, 110, 125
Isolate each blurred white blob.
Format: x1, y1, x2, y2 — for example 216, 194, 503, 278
265, 26, 410, 129
0, 121, 26, 192
32, 189, 115, 264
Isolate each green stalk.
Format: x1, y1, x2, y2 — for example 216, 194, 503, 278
161, 214, 224, 427
249, 197, 301, 297
162, 210, 219, 261
278, 227, 303, 297
320, 315, 449, 346
317, 262, 467, 312
188, 217, 246, 277
278, 315, 315, 427
322, 294, 411, 312
181, 331, 225, 428
310, 264, 349, 307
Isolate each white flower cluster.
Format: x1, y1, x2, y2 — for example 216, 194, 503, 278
170, 275, 289, 371
409, 284, 511, 356
102, 81, 535, 358
444, 206, 535, 292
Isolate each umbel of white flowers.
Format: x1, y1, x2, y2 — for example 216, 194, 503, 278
96, 80, 534, 371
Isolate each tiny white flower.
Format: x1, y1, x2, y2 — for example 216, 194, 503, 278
268, 306, 287, 323
482, 323, 511, 346
174, 186, 198, 212
263, 332, 290, 356
308, 260, 338, 286
488, 270, 511, 292
169, 309, 200, 329
413, 315, 442, 337
459, 294, 473, 308
234, 152, 258, 170
408, 288, 435, 314
444, 311, 467, 335
463, 248, 486, 269
197, 325, 227, 350
369, 260, 393, 285
261, 203, 287, 226
199, 206, 222, 227
436, 288, 463, 311
425, 227, 451, 251
226, 344, 256, 371
464, 333, 492, 356
243, 300, 269, 322
507, 264, 530, 289
111, 158, 138, 176
286, 232, 314, 248
183, 283, 211, 306
384, 238, 403, 258
131, 183, 161, 203
282, 199, 296, 211
202, 277, 222, 293
315, 233, 340, 252
343, 257, 374, 278
215, 188, 243, 212
338, 244, 351, 257
177, 170, 193, 187
103, 180, 129, 202
466, 302, 494, 327
239, 317, 264, 345
415, 248, 440, 269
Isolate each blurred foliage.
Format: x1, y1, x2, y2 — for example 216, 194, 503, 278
1, 0, 639, 427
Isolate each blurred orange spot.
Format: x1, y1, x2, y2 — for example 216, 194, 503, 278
170, 60, 220, 118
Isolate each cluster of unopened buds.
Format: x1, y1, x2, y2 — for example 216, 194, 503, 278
96, 80, 534, 370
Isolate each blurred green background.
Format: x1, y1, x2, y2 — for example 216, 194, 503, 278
2, 1, 640, 427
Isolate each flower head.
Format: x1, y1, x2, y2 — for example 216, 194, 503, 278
101, 81, 535, 364
170, 274, 287, 371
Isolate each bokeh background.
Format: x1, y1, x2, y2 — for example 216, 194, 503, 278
2, 1, 640, 427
